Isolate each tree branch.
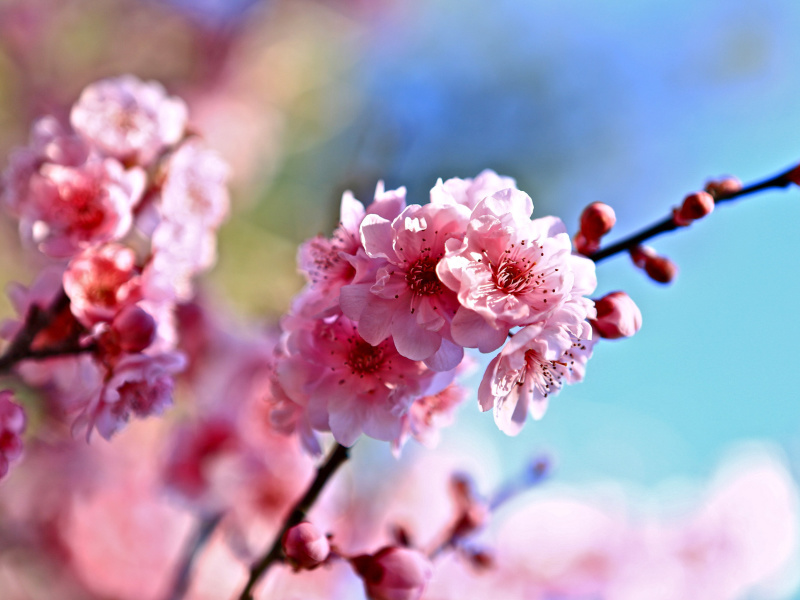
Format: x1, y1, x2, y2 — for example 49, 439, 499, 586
236, 443, 351, 600
589, 164, 798, 263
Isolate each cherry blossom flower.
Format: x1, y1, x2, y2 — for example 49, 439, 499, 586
21, 158, 145, 257
295, 183, 406, 319
79, 351, 187, 440
341, 201, 470, 370
276, 314, 438, 446
144, 220, 218, 302
158, 137, 230, 229
0, 390, 26, 480
63, 243, 142, 327
478, 318, 594, 435
430, 169, 518, 210
438, 188, 596, 352
70, 75, 188, 166
1, 116, 88, 215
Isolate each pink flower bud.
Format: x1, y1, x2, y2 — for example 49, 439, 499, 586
351, 547, 434, 600
591, 291, 642, 339
673, 191, 714, 226
579, 202, 616, 239
573, 231, 600, 256
629, 246, 678, 284
704, 176, 742, 199
282, 522, 330, 570
112, 305, 156, 353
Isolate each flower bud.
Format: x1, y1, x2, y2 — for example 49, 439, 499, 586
629, 246, 678, 284
282, 522, 330, 570
645, 255, 678, 284
591, 291, 642, 339
573, 231, 600, 256
704, 176, 742, 199
673, 191, 714, 226
112, 305, 156, 353
579, 202, 616, 239
351, 547, 433, 600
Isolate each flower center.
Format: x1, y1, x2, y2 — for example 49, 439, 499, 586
307, 239, 355, 284
406, 256, 442, 296
346, 341, 386, 375
65, 182, 105, 230
492, 256, 537, 294
523, 349, 566, 398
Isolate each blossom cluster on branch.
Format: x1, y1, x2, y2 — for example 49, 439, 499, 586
270, 171, 641, 450
0, 75, 229, 454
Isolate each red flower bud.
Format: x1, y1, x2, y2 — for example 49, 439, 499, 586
673, 191, 714, 226
579, 202, 616, 239
704, 176, 742, 199
629, 246, 678, 284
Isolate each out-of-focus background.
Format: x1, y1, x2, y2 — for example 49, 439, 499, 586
1, 0, 800, 595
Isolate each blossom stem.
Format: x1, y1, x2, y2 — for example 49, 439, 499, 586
0, 289, 92, 375
236, 442, 351, 600
589, 163, 798, 263
165, 512, 223, 600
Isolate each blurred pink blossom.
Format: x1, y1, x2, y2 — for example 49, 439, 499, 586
70, 75, 188, 166
21, 158, 145, 257
63, 243, 142, 327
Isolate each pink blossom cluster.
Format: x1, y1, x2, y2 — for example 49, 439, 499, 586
272, 170, 614, 446
0, 75, 229, 440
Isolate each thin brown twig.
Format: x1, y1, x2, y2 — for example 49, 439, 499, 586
236, 443, 350, 600
589, 164, 798, 263
0, 289, 91, 375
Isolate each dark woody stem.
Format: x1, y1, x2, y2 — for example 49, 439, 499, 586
0, 289, 92, 375
588, 164, 798, 263
236, 443, 351, 600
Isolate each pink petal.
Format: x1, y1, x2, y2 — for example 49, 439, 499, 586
339, 282, 373, 321
360, 214, 394, 259
451, 307, 508, 352
423, 338, 463, 372
358, 297, 397, 345
391, 309, 441, 361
